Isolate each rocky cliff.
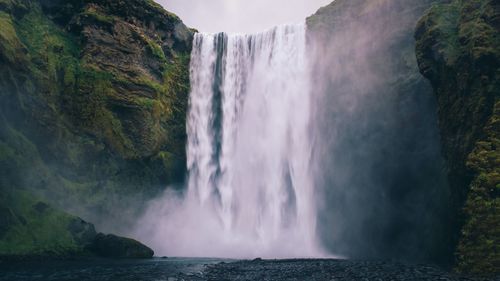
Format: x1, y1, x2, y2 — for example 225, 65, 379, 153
415, 0, 499, 275
0, 0, 193, 256
307, 0, 498, 274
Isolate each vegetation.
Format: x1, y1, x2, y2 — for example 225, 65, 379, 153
416, 0, 499, 275
0, 0, 193, 256
0, 191, 84, 256
80, 6, 115, 25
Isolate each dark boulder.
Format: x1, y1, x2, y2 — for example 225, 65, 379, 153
67, 217, 97, 247
91, 233, 154, 259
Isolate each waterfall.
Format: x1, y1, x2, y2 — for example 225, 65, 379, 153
133, 23, 322, 258
133, 8, 449, 261
153, 23, 320, 258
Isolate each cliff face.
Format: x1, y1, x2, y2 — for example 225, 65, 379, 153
307, 0, 453, 264
415, 0, 499, 275
0, 0, 193, 255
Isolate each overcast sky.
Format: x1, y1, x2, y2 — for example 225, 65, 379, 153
155, 0, 334, 33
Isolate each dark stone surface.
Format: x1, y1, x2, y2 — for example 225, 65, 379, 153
90, 233, 154, 259
203, 259, 498, 281
0, 259, 497, 281
67, 217, 97, 246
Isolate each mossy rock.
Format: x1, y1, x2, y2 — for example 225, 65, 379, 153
0, 0, 193, 239
90, 233, 154, 259
0, 190, 96, 257
415, 0, 499, 276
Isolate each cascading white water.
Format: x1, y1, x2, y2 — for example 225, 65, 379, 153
136, 23, 322, 258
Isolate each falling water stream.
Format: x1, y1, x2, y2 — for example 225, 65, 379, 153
140, 23, 322, 258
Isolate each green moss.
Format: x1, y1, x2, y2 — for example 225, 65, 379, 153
16, 6, 80, 57
417, 2, 461, 65
458, 100, 500, 275
165, 54, 190, 116
146, 39, 167, 63
137, 97, 156, 109
163, 54, 190, 91
0, 0, 193, 253
14, 1, 189, 166
14, 4, 81, 106
135, 75, 168, 94
0, 121, 52, 187
0, 11, 25, 63
458, 1, 500, 62
80, 7, 115, 25
457, 179, 500, 274
156, 151, 175, 173
416, 0, 499, 275
0, 191, 81, 256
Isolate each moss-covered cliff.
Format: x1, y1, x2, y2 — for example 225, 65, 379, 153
415, 0, 499, 275
0, 0, 193, 256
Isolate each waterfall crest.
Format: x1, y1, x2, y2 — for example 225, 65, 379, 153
141, 23, 322, 258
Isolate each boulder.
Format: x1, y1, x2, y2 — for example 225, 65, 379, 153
91, 233, 154, 259
67, 217, 97, 248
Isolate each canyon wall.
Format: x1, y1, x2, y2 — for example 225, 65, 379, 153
0, 0, 192, 256
415, 0, 499, 274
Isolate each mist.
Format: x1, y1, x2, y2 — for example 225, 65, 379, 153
155, 0, 333, 33
307, 0, 452, 262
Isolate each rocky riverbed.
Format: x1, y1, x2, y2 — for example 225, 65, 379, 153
0, 258, 497, 281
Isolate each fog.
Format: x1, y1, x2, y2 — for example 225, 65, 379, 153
307, 0, 452, 263
155, 0, 333, 33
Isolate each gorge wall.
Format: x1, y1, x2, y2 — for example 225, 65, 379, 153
415, 0, 499, 274
307, 0, 498, 274
0, 0, 192, 256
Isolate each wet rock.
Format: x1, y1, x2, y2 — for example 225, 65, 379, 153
90, 233, 154, 259
67, 218, 97, 247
